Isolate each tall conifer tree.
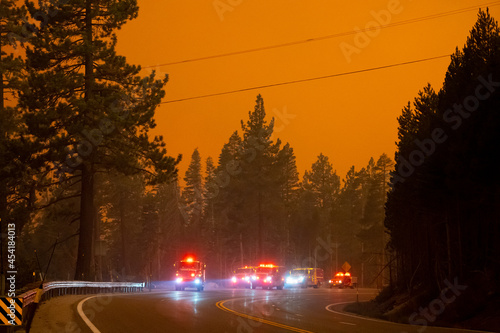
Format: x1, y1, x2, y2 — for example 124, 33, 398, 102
21, 0, 179, 280
181, 148, 203, 234
240, 95, 281, 260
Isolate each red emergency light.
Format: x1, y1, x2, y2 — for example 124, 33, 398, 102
259, 263, 275, 268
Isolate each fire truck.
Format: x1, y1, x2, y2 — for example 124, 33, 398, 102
285, 267, 324, 288
328, 271, 357, 289
230, 266, 255, 288
174, 257, 206, 291
250, 264, 285, 290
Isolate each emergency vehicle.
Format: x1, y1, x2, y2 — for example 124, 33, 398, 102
328, 271, 357, 289
174, 257, 206, 291
250, 264, 285, 290
230, 266, 255, 288
284, 267, 324, 288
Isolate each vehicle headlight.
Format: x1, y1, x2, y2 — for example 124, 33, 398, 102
244, 276, 250, 281
252, 276, 257, 280
231, 277, 237, 283
286, 277, 293, 284
266, 276, 272, 282
298, 277, 304, 282
195, 278, 201, 284
176, 277, 183, 283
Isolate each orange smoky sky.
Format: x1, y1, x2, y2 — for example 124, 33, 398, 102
115, 0, 500, 182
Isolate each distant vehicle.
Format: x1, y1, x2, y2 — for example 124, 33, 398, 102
328, 271, 357, 289
230, 266, 255, 288
285, 267, 324, 288
250, 264, 285, 290
174, 256, 206, 291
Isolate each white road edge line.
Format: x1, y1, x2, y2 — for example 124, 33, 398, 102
339, 322, 356, 326
77, 296, 102, 333
325, 302, 400, 325
325, 302, 486, 332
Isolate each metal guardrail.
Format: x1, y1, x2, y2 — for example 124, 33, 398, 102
19, 281, 145, 307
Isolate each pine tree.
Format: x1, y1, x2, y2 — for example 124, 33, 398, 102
0, 1, 30, 228
299, 153, 340, 271
332, 166, 365, 276
303, 153, 340, 211
211, 131, 244, 277
203, 156, 216, 225
181, 148, 203, 244
277, 143, 300, 207
276, 142, 299, 263
201, 156, 217, 268
239, 94, 281, 261
21, 0, 180, 280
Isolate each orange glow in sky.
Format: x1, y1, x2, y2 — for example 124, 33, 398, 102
116, 0, 500, 180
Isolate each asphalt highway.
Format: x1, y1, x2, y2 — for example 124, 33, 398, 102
74, 286, 489, 333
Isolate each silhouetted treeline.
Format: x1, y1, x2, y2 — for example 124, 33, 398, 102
15, 93, 394, 286
386, 9, 500, 294
2, 0, 393, 286
164, 94, 394, 283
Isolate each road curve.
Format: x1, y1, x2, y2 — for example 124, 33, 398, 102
74, 287, 489, 333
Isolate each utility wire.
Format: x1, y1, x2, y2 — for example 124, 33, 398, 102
144, 1, 500, 69
161, 54, 450, 104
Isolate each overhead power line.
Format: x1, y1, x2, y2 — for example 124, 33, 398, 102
144, 1, 500, 69
160, 54, 451, 104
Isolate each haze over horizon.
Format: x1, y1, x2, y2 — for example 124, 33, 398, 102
116, 0, 500, 181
